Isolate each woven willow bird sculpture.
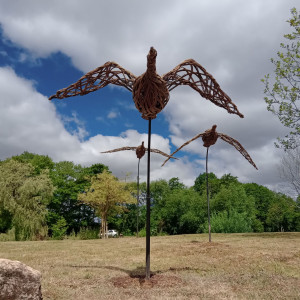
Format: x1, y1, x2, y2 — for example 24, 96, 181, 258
162, 124, 257, 243
49, 47, 243, 280
49, 47, 244, 120
162, 125, 257, 169
101, 141, 177, 237
101, 141, 178, 160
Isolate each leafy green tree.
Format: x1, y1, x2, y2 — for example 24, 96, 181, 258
219, 174, 238, 187
78, 170, 136, 238
12, 151, 54, 174
194, 172, 220, 197
48, 161, 101, 235
155, 188, 206, 235
243, 183, 276, 231
0, 159, 53, 240
168, 177, 186, 190
210, 183, 258, 232
266, 193, 297, 231
262, 8, 300, 149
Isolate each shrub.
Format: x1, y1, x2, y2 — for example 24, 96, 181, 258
205, 209, 252, 233
51, 217, 68, 240
78, 227, 99, 240
0, 228, 16, 242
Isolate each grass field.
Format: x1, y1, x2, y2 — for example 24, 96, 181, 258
0, 233, 300, 299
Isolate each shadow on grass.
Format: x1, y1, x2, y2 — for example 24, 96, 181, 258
67, 264, 157, 278
67, 264, 201, 278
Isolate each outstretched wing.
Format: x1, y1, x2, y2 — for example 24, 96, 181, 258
49, 62, 136, 100
147, 148, 178, 160
101, 147, 137, 154
219, 133, 258, 169
163, 59, 244, 118
161, 132, 205, 166
102, 147, 177, 160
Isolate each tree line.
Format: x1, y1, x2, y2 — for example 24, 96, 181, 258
0, 152, 299, 241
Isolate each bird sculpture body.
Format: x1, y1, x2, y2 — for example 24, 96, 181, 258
49, 47, 244, 120
135, 141, 146, 159
202, 124, 218, 147
101, 141, 177, 161
162, 125, 258, 169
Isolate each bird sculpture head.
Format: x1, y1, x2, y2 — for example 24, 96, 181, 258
147, 47, 157, 73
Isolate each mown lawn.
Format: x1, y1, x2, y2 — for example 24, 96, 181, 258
1, 232, 300, 299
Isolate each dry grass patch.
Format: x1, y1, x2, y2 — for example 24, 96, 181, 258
0, 233, 299, 299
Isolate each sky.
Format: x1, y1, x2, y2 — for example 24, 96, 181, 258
0, 0, 298, 194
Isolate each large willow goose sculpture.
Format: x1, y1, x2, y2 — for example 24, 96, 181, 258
49, 47, 243, 279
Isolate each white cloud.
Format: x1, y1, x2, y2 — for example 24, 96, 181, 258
0, 67, 195, 184
107, 110, 119, 119
0, 0, 298, 191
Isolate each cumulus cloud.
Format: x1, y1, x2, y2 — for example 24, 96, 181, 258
0, 67, 195, 184
0, 0, 298, 191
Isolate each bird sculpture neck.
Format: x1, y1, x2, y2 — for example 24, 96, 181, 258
147, 47, 157, 74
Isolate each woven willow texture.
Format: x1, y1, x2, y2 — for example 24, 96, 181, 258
162, 125, 257, 169
49, 47, 243, 120
101, 141, 178, 160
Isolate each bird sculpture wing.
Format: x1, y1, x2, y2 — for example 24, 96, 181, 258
218, 133, 258, 169
49, 62, 136, 100
161, 132, 205, 166
101, 147, 137, 153
148, 148, 178, 160
101, 147, 177, 160
163, 59, 244, 118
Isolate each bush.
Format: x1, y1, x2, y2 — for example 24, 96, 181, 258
51, 217, 68, 240
78, 227, 99, 240
206, 209, 252, 233
138, 228, 146, 237
0, 228, 16, 242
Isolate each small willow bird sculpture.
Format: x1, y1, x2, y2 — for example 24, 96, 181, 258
49, 47, 244, 120
162, 125, 257, 169
101, 141, 178, 160
162, 125, 257, 243
101, 141, 177, 238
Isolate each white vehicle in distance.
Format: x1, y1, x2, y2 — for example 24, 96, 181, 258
106, 229, 118, 238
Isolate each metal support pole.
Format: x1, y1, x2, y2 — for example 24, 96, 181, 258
145, 119, 152, 280
136, 159, 140, 237
206, 147, 211, 242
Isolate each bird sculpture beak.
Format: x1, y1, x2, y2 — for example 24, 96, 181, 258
149, 47, 157, 57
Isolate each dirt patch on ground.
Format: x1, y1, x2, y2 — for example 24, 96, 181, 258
110, 274, 183, 289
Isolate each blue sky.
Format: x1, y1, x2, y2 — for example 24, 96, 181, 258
0, 0, 298, 194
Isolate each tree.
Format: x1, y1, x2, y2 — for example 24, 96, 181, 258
243, 183, 275, 231
0, 159, 53, 240
48, 161, 93, 235
78, 170, 135, 238
266, 193, 297, 232
193, 172, 220, 197
279, 147, 300, 197
210, 183, 258, 232
12, 151, 54, 175
262, 8, 300, 149
168, 177, 186, 190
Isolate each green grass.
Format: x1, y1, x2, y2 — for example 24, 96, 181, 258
1, 232, 300, 299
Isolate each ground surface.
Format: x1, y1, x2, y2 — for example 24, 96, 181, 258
0, 233, 299, 299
